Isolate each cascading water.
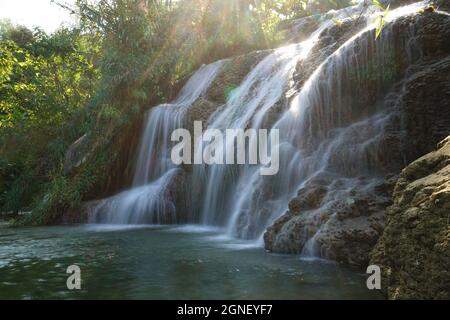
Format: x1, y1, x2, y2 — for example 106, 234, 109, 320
89, 0, 435, 260
193, 42, 314, 227
189, 1, 380, 237
220, 1, 431, 249
88, 60, 224, 224
192, 3, 374, 230
191, 1, 431, 249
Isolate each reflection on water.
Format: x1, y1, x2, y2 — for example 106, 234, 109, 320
0, 225, 383, 299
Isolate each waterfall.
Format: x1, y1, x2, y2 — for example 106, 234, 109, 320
191, 1, 382, 237
133, 62, 225, 186
193, 42, 313, 227
191, 1, 428, 244
192, 3, 376, 229
89, 0, 433, 258
88, 60, 224, 224
221, 1, 429, 247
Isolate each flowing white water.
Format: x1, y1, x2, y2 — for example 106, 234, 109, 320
221, 1, 429, 247
192, 2, 383, 238
90, 1, 433, 258
133, 61, 225, 186
89, 61, 224, 224
193, 42, 312, 227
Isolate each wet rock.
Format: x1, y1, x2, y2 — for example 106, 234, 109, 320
187, 98, 221, 129
185, 50, 271, 131
288, 184, 328, 213
64, 134, 90, 175
393, 57, 450, 164
265, 176, 392, 265
282, 14, 322, 44
436, 0, 450, 11
62, 201, 95, 224
382, 0, 423, 8
264, 8, 450, 267
292, 16, 367, 91
370, 136, 450, 299
206, 50, 271, 104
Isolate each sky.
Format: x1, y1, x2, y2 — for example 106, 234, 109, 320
0, 0, 76, 33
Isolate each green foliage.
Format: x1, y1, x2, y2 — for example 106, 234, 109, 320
22, 163, 99, 225
0, 0, 363, 224
224, 84, 239, 102
0, 32, 98, 130
0, 20, 34, 47
348, 47, 396, 83
0, 23, 100, 216
0, 159, 34, 214
264, 0, 352, 19
372, 0, 391, 39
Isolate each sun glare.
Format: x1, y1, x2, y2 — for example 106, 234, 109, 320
0, 0, 76, 32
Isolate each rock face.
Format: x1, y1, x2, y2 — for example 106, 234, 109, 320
292, 17, 366, 92
64, 134, 90, 175
206, 50, 270, 104
186, 50, 271, 130
370, 136, 450, 299
265, 175, 394, 265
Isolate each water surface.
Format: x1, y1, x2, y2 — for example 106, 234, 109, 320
0, 224, 382, 299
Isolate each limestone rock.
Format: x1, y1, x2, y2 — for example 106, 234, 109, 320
206, 50, 271, 104
370, 136, 450, 299
265, 176, 393, 265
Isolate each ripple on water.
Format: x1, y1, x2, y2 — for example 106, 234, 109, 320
0, 225, 384, 300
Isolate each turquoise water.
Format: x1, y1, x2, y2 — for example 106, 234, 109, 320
0, 224, 382, 299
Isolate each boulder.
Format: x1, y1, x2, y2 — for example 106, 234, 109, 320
265, 175, 393, 265
370, 136, 450, 299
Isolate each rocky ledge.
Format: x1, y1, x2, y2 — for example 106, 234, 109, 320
370, 136, 450, 299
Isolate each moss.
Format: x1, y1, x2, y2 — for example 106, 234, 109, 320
370, 136, 450, 299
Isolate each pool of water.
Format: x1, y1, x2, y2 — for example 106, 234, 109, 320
0, 224, 383, 299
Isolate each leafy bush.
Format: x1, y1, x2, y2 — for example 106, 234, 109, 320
0, 0, 360, 224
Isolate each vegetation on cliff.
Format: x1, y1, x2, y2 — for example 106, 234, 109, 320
0, 0, 353, 224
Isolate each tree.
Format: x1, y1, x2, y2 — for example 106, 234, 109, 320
0, 24, 99, 214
